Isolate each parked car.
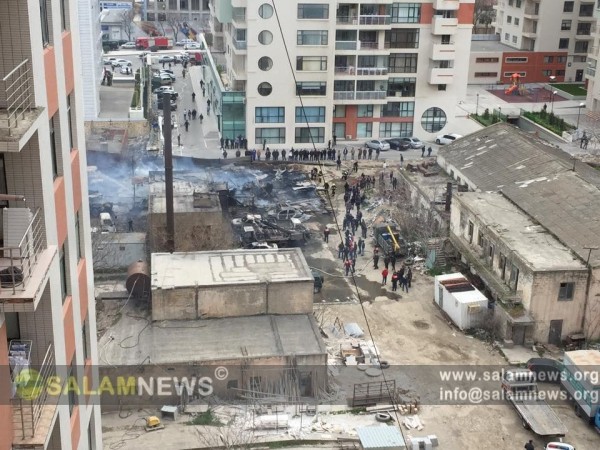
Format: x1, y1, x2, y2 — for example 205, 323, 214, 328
153, 86, 178, 99
385, 138, 411, 151
184, 43, 202, 50
119, 66, 133, 75
152, 73, 173, 86
401, 137, 424, 149
435, 133, 462, 145
120, 41, 136, 49
157, 98, 178, 111
158, 55, 175, 64
526, 358, 563, 384
159, 71, 176, 82
103, 57, 117, 65
365, 139, 391, 151
111, 59, 132, 68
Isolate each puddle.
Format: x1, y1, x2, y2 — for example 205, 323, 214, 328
412, 320, 431, 329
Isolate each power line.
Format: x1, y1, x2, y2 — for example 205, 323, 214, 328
270, 1, 407, 437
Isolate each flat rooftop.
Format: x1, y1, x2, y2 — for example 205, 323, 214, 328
98, 232, 146, 244
151, 248, 314, 289
471, 39, 517, 53
149, 188, 222, 214
99, 312, 326, 365
456, 192, 586, 271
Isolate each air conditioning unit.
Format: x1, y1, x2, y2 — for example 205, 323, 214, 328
346, 135, 352, 140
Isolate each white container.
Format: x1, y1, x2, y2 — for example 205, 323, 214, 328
434, 273, 488, 330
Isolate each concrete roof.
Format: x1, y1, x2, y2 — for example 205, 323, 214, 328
149, 182, 222, 215
357, 426, 406, 449
456, 192, 586, 271
470, 39, 515, 53
151, 248, 314, 289
502, 171, 600, 267
99, 313, 326, 365
99, 232, 146, 244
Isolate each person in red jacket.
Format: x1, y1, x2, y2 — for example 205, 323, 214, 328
381, 268, 389, 285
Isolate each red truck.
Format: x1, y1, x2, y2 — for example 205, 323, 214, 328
135, 37, 173, 50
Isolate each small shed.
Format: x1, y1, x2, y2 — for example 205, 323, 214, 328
357, 426, 406, 450
434, 273, 488, 330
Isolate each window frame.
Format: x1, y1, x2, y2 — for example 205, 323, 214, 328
296, 81, 327, 96
558, 282, 575, 301
255, 127, 285, 144
40, 0, 51, 47
295, 106, 325, 123
297, 3, 329, 19
255, 107, 285, 124
297, 30, 328, 46
296, 56, 327, 71
295, 127, 325, 143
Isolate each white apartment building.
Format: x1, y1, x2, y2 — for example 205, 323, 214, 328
584, 1, 600, 113
0, 0, 101, 449
78, 0, 104, 120
144, 0, 210, 27
494, 0, 596, 82
208, 0, 475, 147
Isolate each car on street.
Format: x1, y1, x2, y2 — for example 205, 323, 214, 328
158, 71, 175, 82
385, 138, 411, 151
401, 137, 424, 149
435, 133, 462, 145
184, 43, 202, 50
158, 55, 175, 64
153, 86, 178, 99
152, 73, 173, 85
120, 42, 136, 49
365, 139, 391, 151
110, 59, 132, 68
103, 57, 117, 65
119, 66, 133, 75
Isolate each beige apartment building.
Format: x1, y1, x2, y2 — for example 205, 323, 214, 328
585, 1, 600, 113
0, 0, 101, 449
208, 0, 475, 147
494, 0, 596, 82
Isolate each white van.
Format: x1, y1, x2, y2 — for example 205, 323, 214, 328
100, 212, 116, 233
546, 443, 575, 450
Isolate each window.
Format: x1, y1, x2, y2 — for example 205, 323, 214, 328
66, 95, 75, 150
499, 254, 507, 280
558, 282, 575, 301
388, 53, 418, 73
68, 364, 77, 414
421, 107, 446, 133
475, 57, 499, 63
258, 30, 273, 45
564, 1, 574, 12
509, 263, 519, 290
556, 69, 565, 76
577, 23, 592, 35
507, 16, 512, 24
505, 57, 528, 63
477, 230, 484, 246
385, 29, 419, 49
50, 117, 59, 178
512, 35, 518, 43
542, 69, 552, 77
60, 0, 68, 31
296, 82, 326, 96
258, 56, 273, 71
503, 71, 526, 77
59, 245, 68, 302
390, 3, 421, 23
504, 33, 509, 41
40, 0, 51, 46
387, 77, 416, 97
82, 317, 89, 360
295, 127, 325, 143
561, 19, 572, 30
574, 41, 589, 53
543, 56, 554, 64
381, 102, 414, 117
334, 106, 346, 118
516, 0, 521, 7
255, 107, 284, 123
474, 72, 498, 77
379, 122, 413, 138
255, 128, 285, 144
297, 30, 328, 45
438, 84, 447, 91
356, 123, 372, 138
514, 18, 519, 26
191, 0, 200, 10
295, 106, 325, 123
257, 82, 272, 96
468, 221, 474, 243
580, 4, 594, 16
75, 211, 82, 260
557, 56, 567, 63
259, 3, 273, 19
180, 0, 189, 10
508, 0, 513, 4
357, 105, 373, 118
297, 3, 329, 19
296, 56, 327, 71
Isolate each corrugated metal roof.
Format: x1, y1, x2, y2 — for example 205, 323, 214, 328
357, 426, 406, 449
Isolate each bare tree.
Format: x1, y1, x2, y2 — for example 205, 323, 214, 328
473, 0, 495, 34
120, 9, 136, 41
166, 14, 182, 42
155, 19, 167, 37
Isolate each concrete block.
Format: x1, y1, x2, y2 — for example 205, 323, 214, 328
423, 438, 433, 450
503, 339, 514, 349
428, 435, 439, 447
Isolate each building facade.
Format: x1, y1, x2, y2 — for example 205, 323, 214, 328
77, 0, 103, 120
144, 0, 210, 27
0, 0, 101, 449
494, 0, 595, 83
208, 0, 475, 147
584, 1, 600, 113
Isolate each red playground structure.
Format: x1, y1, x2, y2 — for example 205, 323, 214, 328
505, 73, 529, 96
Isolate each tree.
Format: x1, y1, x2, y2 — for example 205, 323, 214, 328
120, 9, 135, 41
473, 0, 495, 34
166, 14, 182, 42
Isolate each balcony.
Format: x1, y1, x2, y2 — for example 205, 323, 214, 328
335, 40, 358, 50
523, 6, 539, 19
358, 15, 391, 26
433, 0, 460, 10
333, 91, 387, 103
337, 15, 359, 25
232, 37, 247, 52
359, 41, 380, 50
429, 67, 455, 84
431, 43, 456, 60
231, 12, 246, 27
432, 15, 458, 35
11, 343, 58, 449
0, 208, 57, 310
0, 60, 44, 153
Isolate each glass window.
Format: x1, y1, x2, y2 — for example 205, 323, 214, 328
356, 123, 372, 138
357, 105, 373, 118
258, 56, 273, 71
385, 29, 419, 49
82, 316, 89, 360
333, 105, 346, 118
514, 18, 519, 26
557, 56, 567, 63
561, 20, 571, 30
296, 82, 326, 96
556, 69, 565, 76
574, 41, 589, 53
75, 211, 82, 260
255, 128, 285, 144
507, 16, 512, 24
563, 1, 574, 13
295, 107, 325, 123
258, 82, 272, 96
259, 3, 273, 19
421, 107, 447, 133
67, 95, 75, 150
50, 117, 60, 178
505, 57, 528, 63
543, 56, 554, 64
40, 0, 51, 46
60, 0, 69, 31
558, 282, 574, 301
296, 56, 327, 71
68, 364, 77, 414
388, 54, 418, 73
191, 0, 200, 10
516, 0, 521, 7
255, 107, 285, 123
379, 122, 413, 138
508, 0, 513, 4
59, 245, 68, 303
390, 3, 420, 23
512, 35, 518, 43
297, 4, 329, 19
559, 38, 569, 49
504, 33, 509, 41
295, 127, 325, 143
258, 30, 273, 45
382, 102, 414, 117
387, 77, 416, 97
297, 30, 328, 45
542, 69, 552, 77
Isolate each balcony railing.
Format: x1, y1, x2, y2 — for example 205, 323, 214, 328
0, 208, 46, 295
232, 38, 247, 50
12, 343, 57, 441
337, 15, 358, 25
1, 60, 34, 137
334, 91, 387, 100
359, 15, 391, 25
335, 40, 358, 50
334, 66, 389, 75
359, 41, 379, 49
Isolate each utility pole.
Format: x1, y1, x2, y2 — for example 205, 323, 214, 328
581, 246, 598, 334
162, 92, 175, 253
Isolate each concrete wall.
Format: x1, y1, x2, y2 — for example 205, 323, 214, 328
151, 280, 314, 321
469, 51, 502, 84
93, 234, 146, 271
584, 268, 600, 340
